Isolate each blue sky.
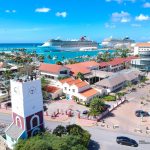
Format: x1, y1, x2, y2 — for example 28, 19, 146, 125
0, 0, 150, 43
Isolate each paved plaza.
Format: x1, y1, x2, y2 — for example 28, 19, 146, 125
98, 75, 150, 136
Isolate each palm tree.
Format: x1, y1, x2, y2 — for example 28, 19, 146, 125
2, 70, 13, 80
47, 54, 52, 60
89, 97, 105, 117
77, 72, 84, 80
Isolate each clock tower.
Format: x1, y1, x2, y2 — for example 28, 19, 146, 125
5, 77, 44, 149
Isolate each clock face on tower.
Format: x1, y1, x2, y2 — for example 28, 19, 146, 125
14, 87, 20, 94
28, 86, 36, 95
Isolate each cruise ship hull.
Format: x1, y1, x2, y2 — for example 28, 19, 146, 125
40, 37, 98, 51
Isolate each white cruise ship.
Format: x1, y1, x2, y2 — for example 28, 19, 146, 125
40, 36, 98, 51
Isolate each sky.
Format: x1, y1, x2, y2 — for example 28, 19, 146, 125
0, 0, 150, 43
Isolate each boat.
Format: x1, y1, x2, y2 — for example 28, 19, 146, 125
52, 56, 58, 60
40, 36, 98, 51
102, 36, 135, 49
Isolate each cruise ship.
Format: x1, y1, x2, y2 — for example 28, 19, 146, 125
40, 36, 98, 51
102, 37, 135, 49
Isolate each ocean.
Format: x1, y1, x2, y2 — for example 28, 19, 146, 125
0, 43, 115, 64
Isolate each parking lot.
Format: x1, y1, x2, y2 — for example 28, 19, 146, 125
101, 77, 150, 136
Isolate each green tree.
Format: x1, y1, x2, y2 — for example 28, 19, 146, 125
66, 124, 91, 147
2, 70, 13, 80
53, 125, 67, 137
77, 72, 84, 80
41, 77, 49, 89
56, 61, 63, 65
14, 125, 90, 150
89, 97, 105, 116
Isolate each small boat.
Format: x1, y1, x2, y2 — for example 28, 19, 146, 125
52, 56, 58, 60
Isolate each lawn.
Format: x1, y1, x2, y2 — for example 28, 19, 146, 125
102, 95, 116, 101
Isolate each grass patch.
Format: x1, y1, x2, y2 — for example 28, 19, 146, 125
102, 95, 116, 101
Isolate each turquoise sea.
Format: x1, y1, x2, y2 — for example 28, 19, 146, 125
0, 43, 115, 64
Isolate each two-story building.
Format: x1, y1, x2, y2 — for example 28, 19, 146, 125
59, 78, 101, 104
39, 63, 71, 81
99, 57, 136, 72
66, 61, 99, 77
132, 43, 150, 71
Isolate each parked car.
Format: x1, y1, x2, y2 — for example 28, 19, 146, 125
135, 110, 149, 117
82, 110, 89, 115
116, 136, 138, 147
131, 88, 137, 92
43, 105, 48, 111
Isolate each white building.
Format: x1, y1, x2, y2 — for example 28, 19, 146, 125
39, 63, 71, 81
95, 69, 141, 93
5, 77, 44, 149
132, 43, 150, 71
59, 78, 101, 104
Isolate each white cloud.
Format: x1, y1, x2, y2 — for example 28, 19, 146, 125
105, 23, 116, 28
12, 10, 16, 13
35, 8, 51, 13
56, 12, 67, 18
143, 2, 150, 8
112, 11, 131, 23
135, 14, 150, 21
5, 10, 16, 13
106, 0, 136, 3
131, 24, 141, 27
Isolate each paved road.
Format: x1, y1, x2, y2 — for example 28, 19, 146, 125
0, 112, 150, 150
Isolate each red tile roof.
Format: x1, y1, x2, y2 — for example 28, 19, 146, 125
39, 63, 69, 74
74, 81, 89, 88
80, 88, 99, 98
99, 56, 138, 67
60, 78, 89, 88
136, 43, 150, 47
44, 86, 60, 93
59, 78, 74, 83
0, 62, 4, 68
66, 61, 99, 76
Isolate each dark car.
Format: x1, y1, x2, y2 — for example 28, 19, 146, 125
135, 110, 149, 117
116, 136, 138, 147
43, 105, 48, 111
82, 110, 89, 115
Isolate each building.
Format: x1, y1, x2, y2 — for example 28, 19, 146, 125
132, 43, 150, 71
0, 62, 18, 75
102, 36, 135, 49
95, 69, 141, 93
59, 78, 100, 104
99, 57, 136, 72
5, 77, 44, 149
66, 61, 99, 77
43, 85, 63, 99
39, 63, 71, 81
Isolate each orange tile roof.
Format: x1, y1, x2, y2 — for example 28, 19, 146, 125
60, 78, 89, 88
66, 61, 99, 76
80, 88, 99, 98
74, 81, 89, 88
70, 67, 90, 76
136, 43, 150, 47
99, 56, 138, 67
44, 86, 60, 93
39, 63, 69, 74
67, 79, 82, 85
0, 62, 4, 68
59, 78, 74, 83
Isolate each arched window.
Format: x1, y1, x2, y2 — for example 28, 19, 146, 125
31, 127, 40, 136
32, 117, 38, 127
15, 116, 22, 128
30, 115, 40, 129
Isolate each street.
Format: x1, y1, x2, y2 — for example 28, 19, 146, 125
0, 112, 150, 150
